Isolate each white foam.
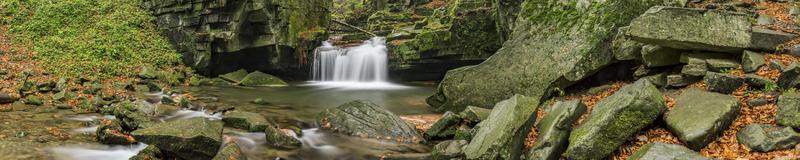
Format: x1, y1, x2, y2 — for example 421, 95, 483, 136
303, 81, 410, 90
50, 143, 148, 160
72, 126, 98, 134
161, 109, 222, 121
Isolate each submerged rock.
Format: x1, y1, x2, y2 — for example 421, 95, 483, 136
628, 6, 751, 53
222, 110, 269, 132
212, 142, 246, 160
526, 100, 587, 160
704, 72, 744, 94
424, 111, 462, 139
239, 71, 288, 87
777, 92, 800, 128
129, 145, 163, 160
317, 100, 421, 143
431, 140, 467, 160
737, 124, 800, 152
566, 79, 666, 160
131, 117, 224, 160
628, 143, 709, 160
463, 94, 538, 160
664, 89, 740, 150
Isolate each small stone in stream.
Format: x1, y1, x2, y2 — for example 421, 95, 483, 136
425, 111, 462, 139
316, 100, 422, 143
265, 124, 301, 149
131, 117, 224, 160
742, 50, 766, 73
612, 26, 643, 61
778, 63, 800, 89
431, 140, 467, 160
681, 58, 708, 77
222, 110, 269, 132
12, 101, 30, 111
566, 79, 666, 160
129, 145, 163, 160
459, 106, 491, 123
757, 14, 775, 25
737, 124, 800, 152
212, 142, 245, 160
667, 74, 701, 87
628, 143, 709, 160
777, 92, 800, 128
219, 69, 248, 83
251, 98, 270, 105
751, 27, 798, 52
526, 100, 586, 160
665, 89, 740, 150
745, 74, 775, 89
706, 58, 741, 72
24, 95, 43, 106
112, 101, 155, 130
464, 95, 539, 160
640, 45, 682, 67
137, 66, 158, 79
239, 71, 288, 87
770, 60, 786, 71
0, 92, 19, 104
96, 120, 135, 145
704, 72, 744, 94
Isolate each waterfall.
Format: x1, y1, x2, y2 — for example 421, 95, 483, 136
312, 37, 388, 82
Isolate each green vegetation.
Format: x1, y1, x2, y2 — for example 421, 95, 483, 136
0, 0, 181, 79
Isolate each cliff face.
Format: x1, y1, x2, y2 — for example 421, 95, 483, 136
141, 0, 331, 77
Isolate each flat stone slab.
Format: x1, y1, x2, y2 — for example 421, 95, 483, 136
317, 100, 422, 143
628, 142, 710, 160
737, 124, 800, 152
628, 6, 751, 53
665, 89, 740, 150
222, 110, 269, 132
131, 117, 224, 160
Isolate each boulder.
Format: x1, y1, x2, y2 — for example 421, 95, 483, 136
23, 95, 42, 106
641, 45, 682, 67
219, 69, 249, 83
96, 120, 135, 145
0, 93, 18, 104
704, 72, 744, 94
463, 94, 538, 160
745, 74, 775, 89
131, 117, 224, 160
238, 71, 288, 87
777, 92, 800, 128
426, 0, 685, 112
642, 72, 669, 87
431, 140, 468, 160
737, 124, 800, 152
706, 58, 741, 72
566, 79, 666, 160
212, 142, 246, 160
222, 111, 269, 132
628, 143, 709, 160
424, 111, 462, 139
265, 124, 301, 149
317, 100, 422, 142
112, 101, 155, 130
664, 89, 741, 150
612, 26, 644, 61
129, 145, 163, 160
750, 27, 798, 52
778, 63, 800, 89
137, 66, 158, 79
681, 58, 708, 77
526, 100, 587, 160
627, 6, 749, 53
742, 50, 766, 73
667, 74, 701, 87
458, 106, 491, 123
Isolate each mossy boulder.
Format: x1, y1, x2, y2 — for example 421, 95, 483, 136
265, 124, 301, 149
131, 117, 224, 160
463, 94, 539, 160
239, 71, 288, 87
628, 143, 709, 160
431, 140, 468, 160
219, 69, 249, 83
777, 92, 800, 128
458, 106, 491, 123
704, 72, 744, 94
612, 26, 644, 61
526, 100, 587, 160
737, 124, 800, 152
212, 142, 246, 160
222, 110, 269, 132
96, 120, 136, 145
664, 89, 740, 150
627, 6, 751, 53
112, 101, 156, 130
129, 145, 163, 160
566, 79, 667, 160
424, 111, 462, 139
317, 100, 422, 143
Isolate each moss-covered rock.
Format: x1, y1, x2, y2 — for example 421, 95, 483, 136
239, 71, 288, 87
424, 111, 462, 139
131, 117, 224, 160
704, 72, 744, 94
526, 100, 587, 160
640, 45, 683, 67
628, 143, 709, 160
777, 91, 800, 128
129, 145, 163, 160
212, 142, 246, 160
463, 94, 538, 160
265, 124, 301, 149
222, 111, 269, 132
664, 89, 740, 150
431, 140, 467, 160
219, 69, 249, 84
628, 6, 751, 53
317, 100, 422, 143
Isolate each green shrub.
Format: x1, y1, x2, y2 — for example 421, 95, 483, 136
1, 0, 180, 79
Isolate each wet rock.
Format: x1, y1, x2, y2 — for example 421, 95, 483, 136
777, 92, 800, 128
641, 45, 682, 67
664, 89, 740, 150
219, 69, 248, 83
464, 94, 538, 160
745, 74, 775, 89
628, 6, 751, 53
458, 106, 491, 123
0, 93, 18, 104
238, 71, 288, 87
426, 0, 684, 112
704, 72, 744, 94
112, 101, 155, 130
667, 74, 701, 87
24, 95, 42, 106
431, 140, 467, 160
425, 111, 462, 139
566, 79, 666, 160
681, 58, 708, 77
222, 110, 269, 132
264, 124, 301, 149
628, 142, 709, 160
212, 142, 246, 160
737, 124, 800, 152
742, 50, 766, 73
131, 117, 223, 160
778, 63, 800, 89
526, 100, 586, 160
317, 100, 422, 142
129, 145, 162, 160
96, 120, 135, 145
612, 26, 644, 61
250, 98, 270, 105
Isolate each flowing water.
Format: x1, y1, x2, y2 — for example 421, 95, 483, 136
312, 37, 389, 82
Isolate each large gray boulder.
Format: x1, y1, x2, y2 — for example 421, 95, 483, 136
317, 100, 422, 143
737, 124, 800, 152
628, 143, 709, 160
426, 0, 685, 112
131, 117, 224, 160
704, 72, 744, 94
664, 89, 741, 150
526, 100, 587, 160
566, 79, 667, 160
777, 92, 800, 128
463, 94, 538, 160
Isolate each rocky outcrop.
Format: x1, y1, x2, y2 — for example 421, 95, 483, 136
566, 79, 667, 160
737, 124, 800, 152
141, 0, 332, 77
664, 89, 740, 150
317, 100, 422, 143
526, 100, 587, 160
463, 94, 538, 160
628, 143, 709, 160
131, 117, 224, 160
427, 0, 685, 112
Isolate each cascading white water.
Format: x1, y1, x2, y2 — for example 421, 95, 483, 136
312, 37, 388, 82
